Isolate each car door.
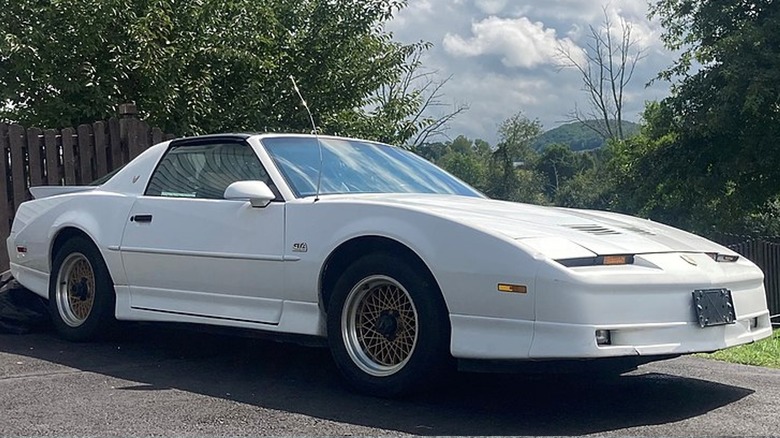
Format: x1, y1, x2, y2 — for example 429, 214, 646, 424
119, 139, 286, 324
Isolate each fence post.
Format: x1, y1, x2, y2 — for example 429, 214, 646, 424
44, 129, 60, 185
0, 124, 9, 271
93, 121, 108, 178
108, 117, 122, 170
26, 128, 44, 187
77, 124, 94, 184
119, 103, 143, 161
8, 125, 27, 213
61, 127, 77, 185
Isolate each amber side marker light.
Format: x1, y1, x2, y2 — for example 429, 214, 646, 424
603, 255, 631, 265
498, 283, 527, 294
556, 255, 635, 267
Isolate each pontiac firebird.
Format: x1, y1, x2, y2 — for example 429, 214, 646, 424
6, 133, 772, 396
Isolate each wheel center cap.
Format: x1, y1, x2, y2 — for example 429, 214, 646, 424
71, 277, 90, 301
375, 310, 399, 341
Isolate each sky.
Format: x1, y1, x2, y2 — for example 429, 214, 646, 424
385, 0, 676, 145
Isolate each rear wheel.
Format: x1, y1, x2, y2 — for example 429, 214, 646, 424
327, 253, 451, 397
49, 236, 116, 341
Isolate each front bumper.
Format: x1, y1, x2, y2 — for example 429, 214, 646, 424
449, 252, 772, 360
529, 311, 771, 359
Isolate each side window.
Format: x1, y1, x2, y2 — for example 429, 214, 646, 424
146, 142, 270, 199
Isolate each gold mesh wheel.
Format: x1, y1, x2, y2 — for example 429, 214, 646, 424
55, 252, 96, 327
341, 275, 419, 377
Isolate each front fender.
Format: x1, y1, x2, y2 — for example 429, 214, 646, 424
285, 199, 540, 320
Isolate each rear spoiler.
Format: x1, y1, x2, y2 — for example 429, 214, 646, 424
29, 186, 96, 200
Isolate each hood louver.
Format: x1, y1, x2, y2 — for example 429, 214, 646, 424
616, 225, 657, 236
564, 223, 657, 237
564, 224, 622, 236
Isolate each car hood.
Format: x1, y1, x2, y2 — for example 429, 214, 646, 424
328, 194, 727, 256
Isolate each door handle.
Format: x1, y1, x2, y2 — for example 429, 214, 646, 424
130, 214, 153, 223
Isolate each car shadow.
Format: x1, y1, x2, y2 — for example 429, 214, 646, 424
0, 324, 754, 436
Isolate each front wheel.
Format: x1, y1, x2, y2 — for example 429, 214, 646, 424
327, 253, 451, 397
49, 236, 116, 341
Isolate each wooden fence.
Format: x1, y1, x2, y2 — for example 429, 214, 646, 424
1, 105, 173, 270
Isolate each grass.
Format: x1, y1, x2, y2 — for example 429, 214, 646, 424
699, 328, 780, 368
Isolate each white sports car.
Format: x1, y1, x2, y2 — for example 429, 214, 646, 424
6, 133, 772, 396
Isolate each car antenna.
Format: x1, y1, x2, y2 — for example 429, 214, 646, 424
290, 75, 323, 202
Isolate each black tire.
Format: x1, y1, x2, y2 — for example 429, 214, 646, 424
327, 252, 452, 397
48, 236, 116, 341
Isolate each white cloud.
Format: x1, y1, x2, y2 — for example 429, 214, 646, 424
594, 6, 660, 51
388, 0, 435, 27
474, 0, 507, 14
441, 69, 586, 142
385, 0, 674, 144
443, 16, 584, 69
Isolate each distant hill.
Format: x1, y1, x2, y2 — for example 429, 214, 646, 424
533, 120, 640, 151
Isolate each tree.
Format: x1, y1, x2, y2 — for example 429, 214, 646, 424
535, 143, 585, 198
644, 0, 780, 232
438, 152, 487, 191
414, 141, 451, 162
473, 139, 492, 158
335, 45, 468, 147
0, 0, 449, 142
554, 167, 612, 210
485, 112, 545, 202
557, 6, 645, 141
449, 135, 473, 154
423, 135, 492, 191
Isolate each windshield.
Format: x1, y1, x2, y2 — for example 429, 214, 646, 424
262, 137, 483, 198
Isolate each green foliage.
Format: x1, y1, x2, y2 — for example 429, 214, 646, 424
436, 1, 780, 231
0, 0, 428, 140
424, 114, 611, 207
423, 1, 780, 239
734, 197, 780, 237
450, 135, 473, 154
420, 114, 554, 204
554, 167, 612, 210
485, 112, 544, 202
495, 112, 542, 164
329, 41, 462, 146
496, 168, 548, 205
536, 144, 596, 199
700, 330, 780, 369
414, 141, 451, 163
438, 152, 487, 191
532, 120, 640, 152
611, 0, 780, 233
415, 135, 491, 192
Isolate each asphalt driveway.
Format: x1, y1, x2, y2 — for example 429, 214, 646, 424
1, 325, 778, 436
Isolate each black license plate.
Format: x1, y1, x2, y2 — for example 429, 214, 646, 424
692, 289, 736, 328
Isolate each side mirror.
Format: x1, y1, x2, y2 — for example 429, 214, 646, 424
224, 180, 276, 208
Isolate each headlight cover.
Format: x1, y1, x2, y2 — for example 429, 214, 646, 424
706, 252, 739, 263
556, 254, 635, 267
